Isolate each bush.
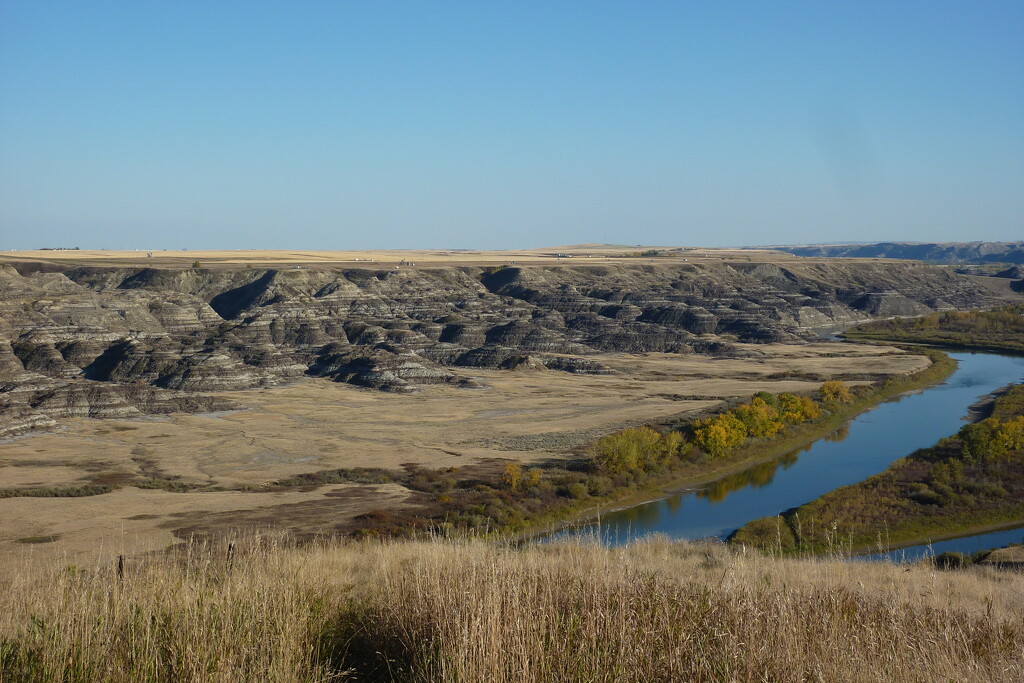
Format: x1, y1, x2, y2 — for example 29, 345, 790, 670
567, 483, 589, 500
933, 552, 970, 569
586, 475, 613, 496
729, 516, 797, 550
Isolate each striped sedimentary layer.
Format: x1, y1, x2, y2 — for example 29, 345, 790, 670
0, 259, 1009, 436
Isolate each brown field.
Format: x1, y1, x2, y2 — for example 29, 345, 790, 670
1, 244, 865, 269
0, 342, 927, 569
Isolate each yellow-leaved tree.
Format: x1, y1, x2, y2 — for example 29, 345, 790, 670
820, 380, 853, 405
693, 413, 748, 457
778, 393, 822, 425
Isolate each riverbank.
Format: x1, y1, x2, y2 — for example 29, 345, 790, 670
867, 519, 1024, 560
513, 346, 957, 542
730, 308, 1024, 556
731, 379, 1024, 556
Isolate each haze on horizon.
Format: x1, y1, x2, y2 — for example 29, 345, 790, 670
1, 1, 1021, 252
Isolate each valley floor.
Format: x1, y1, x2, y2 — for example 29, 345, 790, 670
0, 342, 926, 569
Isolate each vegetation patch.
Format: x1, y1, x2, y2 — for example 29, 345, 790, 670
270, 467, 396, 488
844, 304, 1024, 354
15, 535, 60, 544
731, 379, 1024, 554
733, 308, 1024, 554
333, 347, 955, 539
0, 484, 116, 499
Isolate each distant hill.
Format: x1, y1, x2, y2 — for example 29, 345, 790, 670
772, 241, 1024, 265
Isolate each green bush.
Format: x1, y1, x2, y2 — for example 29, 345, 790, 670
567, 483, 589, 500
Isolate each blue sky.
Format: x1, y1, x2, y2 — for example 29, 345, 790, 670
1, 1, 1021, 250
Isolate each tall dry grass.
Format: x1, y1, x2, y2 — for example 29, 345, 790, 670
2, 534, 1022, 681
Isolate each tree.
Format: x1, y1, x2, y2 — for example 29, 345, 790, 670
525, 468, 543, 488
693, 413, 747, 458
820, 380, 852, 405
733, 398, 784, 438
660, 431, 685, 463
989, 416, 1024, 460
959, 418, 999, 461
502, 462, 523, 492
778, 393, 822, 425
591, 427, 683, 475
752, 391, 779, 409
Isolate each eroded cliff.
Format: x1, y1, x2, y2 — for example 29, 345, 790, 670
0, 258, 1012, 437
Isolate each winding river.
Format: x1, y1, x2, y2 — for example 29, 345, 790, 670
559, 351, 1024, 557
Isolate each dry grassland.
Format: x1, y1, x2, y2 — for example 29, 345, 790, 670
2, 535, 1022, 681
0, 342, 927, 569
0, 245, 840, 269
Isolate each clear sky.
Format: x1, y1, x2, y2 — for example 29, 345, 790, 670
1, 1, 1021, 250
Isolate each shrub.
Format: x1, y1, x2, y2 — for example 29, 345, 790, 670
729, 516, 797, 550
567, 483, 589, 500
933, 552, 970, 569
585, 475, 613, 496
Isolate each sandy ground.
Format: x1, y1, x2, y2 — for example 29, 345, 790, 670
0, 342, 927, 569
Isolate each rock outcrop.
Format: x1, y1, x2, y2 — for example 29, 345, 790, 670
0, 258, 1015, 437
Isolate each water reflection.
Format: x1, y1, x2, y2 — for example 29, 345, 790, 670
704, 462, 777, 502
611, 495, 671, 530
824, 423, 850, 443
701, 442, 806, 503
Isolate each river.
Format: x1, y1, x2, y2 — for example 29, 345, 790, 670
555, 351, 1024, 558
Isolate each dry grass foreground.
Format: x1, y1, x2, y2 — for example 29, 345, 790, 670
2, 535, 1023, 682
0, 343, 928, 568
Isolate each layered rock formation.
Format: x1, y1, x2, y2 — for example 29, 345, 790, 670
0, 258, 1014, 437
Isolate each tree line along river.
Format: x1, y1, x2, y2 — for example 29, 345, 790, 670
557, 351, 1024, 560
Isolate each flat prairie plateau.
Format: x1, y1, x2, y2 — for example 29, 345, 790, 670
1, 244, 787, 269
